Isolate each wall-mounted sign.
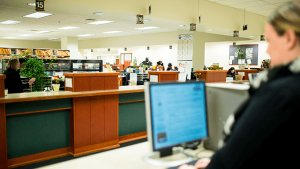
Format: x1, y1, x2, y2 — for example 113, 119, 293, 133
233, 31, 239, 37
136, 15, 144, 24
147, 46, 150, 50
149, 5, 152, 15
190, 23, 196, 31
243, 25, 248, 31
108, 48, 110, 51
36, 0, 45, 11
260, 35, 265, 41
124, 48, 127, 51
233, 42, 236, 47
169, 45, 172, 49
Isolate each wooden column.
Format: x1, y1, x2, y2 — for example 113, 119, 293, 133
63, 73, 120, 156
148, 71, 180, 82
0, 75, 6, 98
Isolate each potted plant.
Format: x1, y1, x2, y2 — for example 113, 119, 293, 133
237, 47, 246, 69
20, 51, 56, 91
52, 77, 63, 91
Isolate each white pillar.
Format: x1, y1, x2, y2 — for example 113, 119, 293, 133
61, 37, 78, 59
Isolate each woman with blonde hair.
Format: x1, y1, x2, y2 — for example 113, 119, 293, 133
4, 59, 35, 93
180, 1, 300, 169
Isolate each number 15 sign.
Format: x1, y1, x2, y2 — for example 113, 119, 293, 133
36, 0, 45, 11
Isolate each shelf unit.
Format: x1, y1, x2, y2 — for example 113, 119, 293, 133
0, 47, 70, 59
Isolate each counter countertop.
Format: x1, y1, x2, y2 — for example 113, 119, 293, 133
0, 85, 145, 103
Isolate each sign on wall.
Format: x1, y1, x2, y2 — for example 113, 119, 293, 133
229, 44, 259, 65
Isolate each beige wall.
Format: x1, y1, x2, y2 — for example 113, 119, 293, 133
0, 39, 61, 49
78, 31, 178, 49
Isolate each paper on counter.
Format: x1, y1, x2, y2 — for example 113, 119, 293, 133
230, 56, 234, 60
130, 73, 137, 83
247, 59, 252, 64
66, 78, 72, 88
150, 75, 158, 82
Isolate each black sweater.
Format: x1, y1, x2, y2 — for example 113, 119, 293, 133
4, 68, 29, 94
206, 69, 300, 168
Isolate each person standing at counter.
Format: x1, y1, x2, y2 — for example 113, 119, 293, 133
4, 59, 36, 94
156, 60, 164, 70
166, 63, 173, 71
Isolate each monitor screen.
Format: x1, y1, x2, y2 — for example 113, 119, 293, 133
149, 82, 208, 151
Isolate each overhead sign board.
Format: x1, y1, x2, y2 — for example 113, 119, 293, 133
36, 0, 45, 11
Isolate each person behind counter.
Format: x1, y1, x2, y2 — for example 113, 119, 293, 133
180, 1, 300, 169
4, 59, 36, 94
166, 63, 173, 71
156, 60, 165, 70
141, 57, 152, 68
227, 67, 236, 80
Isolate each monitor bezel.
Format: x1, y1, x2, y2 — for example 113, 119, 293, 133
148, 80, 209, 152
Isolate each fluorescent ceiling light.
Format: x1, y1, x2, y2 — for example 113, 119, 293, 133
87, 21, 114, 25
77, 34, 95, 37
135, 27, 159, 30
103, 31, 123, 33
48, 38, 58, 40
93, 12, 105, 15
57, 26, 79, 30
0, 20, 22, 25
144, 19, 151, 22
23, 12, 53, 18
5, 37, 17, 39
207, 29, 214, 31
35, 31, 51, 33
27, 3, 35, 6
18, 34, 32, 36
179, 25, 186, 27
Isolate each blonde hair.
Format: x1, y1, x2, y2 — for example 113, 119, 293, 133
6, 59, 19, 71
268, 1, 300, 41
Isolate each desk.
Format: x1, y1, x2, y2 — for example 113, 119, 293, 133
148, 71, 179, 82
236, 69, 258, 80
0, 72, 147, 169
195, 70, 227, 83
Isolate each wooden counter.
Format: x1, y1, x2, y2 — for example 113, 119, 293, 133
0, 74, 146, 169
148, 71, 179, 82
235, 69, 258, 80
196, 70, 227, 83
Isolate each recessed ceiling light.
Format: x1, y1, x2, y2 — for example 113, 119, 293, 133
35, 31, 51, 33
144, 19, 151, 22
78, 34, 95, 37
18, 34, 32, 36
207, 29, 214, 31
27, 3, 35, 6
23, 12, 53, 18
103, 31, 123, 33
135, 27, 159, 30
87, 21, 115, 25
93, 12, 105, 15
57, 26, 79, 30
0, 20, 22, 25
179, 25, 186, 27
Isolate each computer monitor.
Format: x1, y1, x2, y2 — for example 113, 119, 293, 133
145, 81, 209, 157
248, 73, 258, 83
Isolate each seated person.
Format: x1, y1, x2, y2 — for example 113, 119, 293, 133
157, 60, 165, 70
166, 63, 173, 71
227, 67, 236, 80
179, 1, 300, 168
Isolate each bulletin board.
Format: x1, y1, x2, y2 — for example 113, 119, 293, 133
229, 44, 258, 65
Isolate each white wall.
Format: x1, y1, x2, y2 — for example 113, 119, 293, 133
132, 45, 178, 67
205, 41, 270, 71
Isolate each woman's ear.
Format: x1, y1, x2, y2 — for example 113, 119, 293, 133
284, 30, 297, 50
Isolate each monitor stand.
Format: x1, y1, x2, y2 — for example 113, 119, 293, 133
143, 147, 195, 167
